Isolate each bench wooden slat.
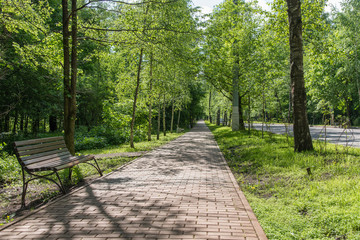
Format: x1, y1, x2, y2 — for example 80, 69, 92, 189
27, 155, 93, 171
14, 136, 102, 208
21, 148, 69, 162
18, 143, 67, 157
55, 155, 94, 170
16, 139, 66, 152
24, 151, 72, 166
15, 136, 64, 147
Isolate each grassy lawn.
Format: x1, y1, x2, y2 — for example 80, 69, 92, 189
206, 122, 360, 240
80, 132, 185, 155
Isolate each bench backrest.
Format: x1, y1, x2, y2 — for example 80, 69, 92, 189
14, 136, 72, 169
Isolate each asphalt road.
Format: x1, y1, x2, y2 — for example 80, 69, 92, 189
251, 123, 360, 148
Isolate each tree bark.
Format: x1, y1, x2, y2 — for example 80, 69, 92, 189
170, 99, 174, 133
232, 49, 240, 131
231, 0, 240, 131
275, 90, 282, 122
49, 115, 57, 132
163, 94, 166, 136
20, 113, 24, 132
248, 94, 251, 134
32, 116, 39, 136
62, 0, 78, 155
177, 109, 181, 129
287, 0, 313, 152
12, 110, 18, 134
238, 95, 245, 130
130, 48, 144, 148
156, 93, 161, 140
216, 109, 220, 125
147, 53, 153, 141
24, 115, 28, 134
228, 112, 232, 127
209, 89, 212, 123
157, 94, 161, 140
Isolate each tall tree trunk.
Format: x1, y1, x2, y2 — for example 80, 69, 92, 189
24, 115, 28, 134
275, 91, 282, 123
355, 39, 360, 107
232, 50, 240, 131
287, 85, 292, 123
32, 116, 40, 136
224, 110, 227, 126
157, 94, 161, 140
12, 110, 18, 134
170, 99, 174, 133
216, 109, 220, 125
287, 0, 313, 152
130, 48, 144, 148
228, 112, 232, 127
163, 94, 166, 136
147, 53, 153, 141
177, 109, 181, 129
20, 113, 24, 132
209, 89, 212, 123
231, 0, 240, 131
49, 115, 57, 132
62, 0, 77, 155
248, 94, 251, 134
238, 95, 245, 130
262, 89, 265, 138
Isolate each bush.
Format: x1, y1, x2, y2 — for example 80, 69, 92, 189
75, 136, 108, 151
353, 117, 360, 127
0, 143, 21, 184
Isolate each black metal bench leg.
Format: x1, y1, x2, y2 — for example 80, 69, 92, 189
55, 171, 66, 194
68, 167, 73, 183
21, 168, 28, 209
94, 159, 103, 176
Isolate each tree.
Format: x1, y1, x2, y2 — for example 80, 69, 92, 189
62, 0, 78, 155
286, 0, 313, 151
202, 0, 258, 131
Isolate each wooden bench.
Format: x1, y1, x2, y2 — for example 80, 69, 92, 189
14, 136, 102, 208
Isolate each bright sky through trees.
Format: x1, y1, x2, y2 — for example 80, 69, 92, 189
191, 0, 342, 14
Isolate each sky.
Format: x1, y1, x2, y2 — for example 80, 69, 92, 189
190, 0, 342, 15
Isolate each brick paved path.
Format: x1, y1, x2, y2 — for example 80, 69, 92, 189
0, 121, 267, 240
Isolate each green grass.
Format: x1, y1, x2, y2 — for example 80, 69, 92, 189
80, 132, 185, 155
206, 122, 360, 240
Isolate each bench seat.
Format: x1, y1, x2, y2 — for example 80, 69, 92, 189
14, 136, 102, 208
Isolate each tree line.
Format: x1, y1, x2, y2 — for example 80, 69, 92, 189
0, 0, 205, 152
202, 0, 360, 151
1, 0, 358, 153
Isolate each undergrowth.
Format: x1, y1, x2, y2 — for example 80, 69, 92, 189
207, 122, 360, 240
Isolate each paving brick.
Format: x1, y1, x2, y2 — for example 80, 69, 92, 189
0, 121, 267, 240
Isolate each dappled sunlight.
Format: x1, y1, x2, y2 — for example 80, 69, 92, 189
0, 120, 265, 239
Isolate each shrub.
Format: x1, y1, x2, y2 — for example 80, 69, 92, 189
0, 143, 21, 184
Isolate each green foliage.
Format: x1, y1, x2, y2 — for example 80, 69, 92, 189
208, 122, 360, 239
0, 143, 21, 185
